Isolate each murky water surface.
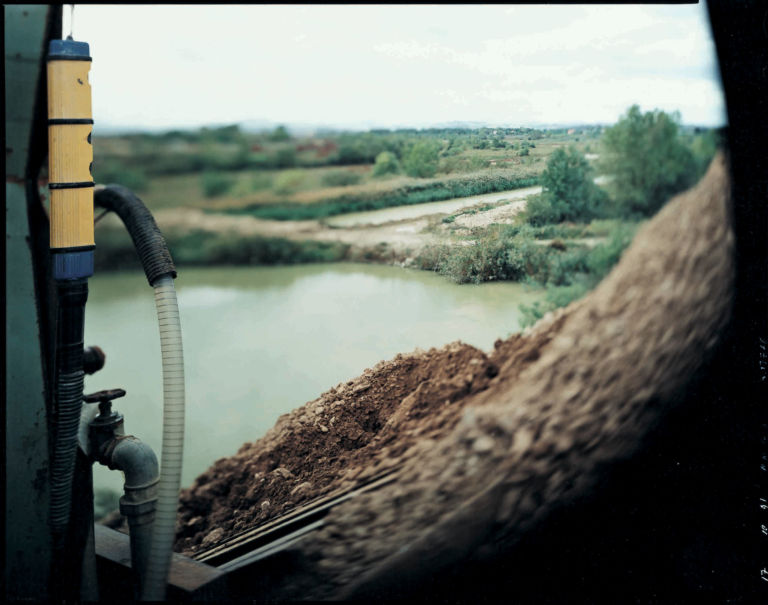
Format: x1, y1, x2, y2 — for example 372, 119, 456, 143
85, 263, 542, 492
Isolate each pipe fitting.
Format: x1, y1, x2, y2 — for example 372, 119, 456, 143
105, 435, 159, 598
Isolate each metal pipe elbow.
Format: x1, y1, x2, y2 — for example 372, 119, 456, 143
108, 436, 159, 524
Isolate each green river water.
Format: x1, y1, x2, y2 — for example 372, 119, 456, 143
84, 263, 543, 494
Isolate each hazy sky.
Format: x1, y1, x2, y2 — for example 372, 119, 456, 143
71, 3, 726, 132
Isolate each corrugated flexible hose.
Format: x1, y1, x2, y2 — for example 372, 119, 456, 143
94, 186, 184, 600
142, 276, 185, 601
50, 281, 88, 550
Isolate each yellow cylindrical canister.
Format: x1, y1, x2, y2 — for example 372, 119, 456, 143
47, 39, 94, 253
49, 188, 95, 249
46, 60, 93, 120
48, 124, 93, 184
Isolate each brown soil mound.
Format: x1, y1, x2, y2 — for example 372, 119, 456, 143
176, 330, 555, 554
175, 154, 734, 600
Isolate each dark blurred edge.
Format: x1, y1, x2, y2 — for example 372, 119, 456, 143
708, 0, 768, 598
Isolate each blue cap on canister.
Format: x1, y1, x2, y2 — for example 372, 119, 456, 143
48, 39, 90, 59
53, 250, 94, 280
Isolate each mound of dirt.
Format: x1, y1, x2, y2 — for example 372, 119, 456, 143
175, 330, 556, 554
175, 154, 734, 600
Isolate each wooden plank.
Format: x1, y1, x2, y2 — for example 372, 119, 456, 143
94, 524, 227, 599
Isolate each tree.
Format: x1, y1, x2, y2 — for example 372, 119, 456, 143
372, 151, 401, 177
599, 105, 697, 217
689, 128, 722, 180
526, 146, 608, 225
402, 141, 439, 178
269, 125, 291, 142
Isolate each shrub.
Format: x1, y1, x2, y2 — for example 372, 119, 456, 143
403, 141, 440, 178
269, 125, 291, 142
321, 170, 363, 187
518, 221, 640, 327
526, 146, 608, 225
413, 243, 450, 271
585, 222, 638, 278
273, 169, 307, 194
523, 193, 560, 226
201, 171, 235, 198
372, 151, 401, 177
599, 105, 698, 217
273, 147, 297, 169
689, 128, 722, 180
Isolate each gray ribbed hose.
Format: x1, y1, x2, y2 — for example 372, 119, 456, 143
141, 275, 185, 601
94, 186, 183, 600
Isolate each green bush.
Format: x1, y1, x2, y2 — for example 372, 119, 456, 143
269, 125, 291, 142
524, 146, 608, 226
523, 193, 560, 226
273, 169, 307, 194
201, 171, 235, 198
518, 221, 640, 327
585, 221, 638, 277
599, 105, 698, 217
372, 151, 401, 177
422, 219, 638, 294
403, 141, 440, 178
273, 147, 297, 169
321, 170, 363, 187
689, 128, 722, 179
413, 243, 450, 271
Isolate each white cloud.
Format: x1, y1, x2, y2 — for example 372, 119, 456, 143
76, 3, 726, 130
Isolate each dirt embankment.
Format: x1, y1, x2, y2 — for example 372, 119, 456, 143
176, 331, 550, 554
175, 153, 734, 600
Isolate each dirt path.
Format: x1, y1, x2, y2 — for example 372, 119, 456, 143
150, 194, 536, 264
146, 175, 606, 262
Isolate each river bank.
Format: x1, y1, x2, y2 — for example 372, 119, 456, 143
94, 182, 551, 271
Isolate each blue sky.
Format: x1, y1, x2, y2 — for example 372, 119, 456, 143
72, 4, 726, 132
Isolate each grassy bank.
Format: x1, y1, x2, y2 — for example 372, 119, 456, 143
416, 219, 641, 326
94, 227, 350, 272
218, 173, 540, 221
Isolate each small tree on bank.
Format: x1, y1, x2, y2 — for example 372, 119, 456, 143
403, 141, 440, 178
372, 151, 401, 177
599, 105, 697, 217
525, 146, 607, 225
